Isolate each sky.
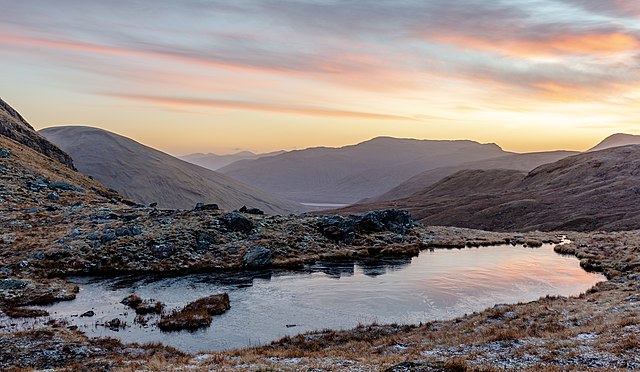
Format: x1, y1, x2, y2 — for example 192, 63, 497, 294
0, 0, 639, 155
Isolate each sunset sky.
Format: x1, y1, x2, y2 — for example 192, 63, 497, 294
1, 0, 639, 155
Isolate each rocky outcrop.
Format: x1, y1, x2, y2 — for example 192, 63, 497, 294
0, 98, 75, 169
220, 212, 254, 233
318, 209, 413, 243
243, 246, 272, 268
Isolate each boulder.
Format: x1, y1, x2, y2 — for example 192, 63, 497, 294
239, 206, 264, 215
48, 182, 84, 193
220, 212, 254, 234
350, 209, 413, 234
243, 246, 272, 268
194, 203, 219, 211
318, 215, 355, 243
80, 310, 95, 318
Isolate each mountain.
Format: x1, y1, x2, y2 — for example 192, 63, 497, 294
340, 145, 640, 232
589, 133, 640, 152
364, 150, 578, 202
218, 136, 507, 204
0, 98, 75, 169
180, 150, 285, 171
39, 126, 303, 214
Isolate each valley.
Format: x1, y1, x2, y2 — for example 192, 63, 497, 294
1, 97, 640, 370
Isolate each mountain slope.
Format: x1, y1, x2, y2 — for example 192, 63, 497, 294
365, 150, 578, 202
218, 137, 507, 204
0, 98, 75, 169
180, 150, 285, 171
589, 133, 640, 152
40, 126, 303, 214
340, 145, 640, 232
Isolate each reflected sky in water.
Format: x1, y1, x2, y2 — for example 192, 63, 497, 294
2, 243, 604, 352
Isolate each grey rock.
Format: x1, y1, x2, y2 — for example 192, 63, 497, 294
0, 278, 28, 290
45, 192, 59, 201
150, 243, 174, 258
239, 206, 264, 215
49, 182, 84, 193
115, 226, 142, 237
318, 215, 355, 243
0, 149, 10, 158
194, 203, 219, 211
350, 209, 413, 234
220, 212, 254, 234
243, 246, 272, 268
195, 231, 217, 251
101, 231, 117, 243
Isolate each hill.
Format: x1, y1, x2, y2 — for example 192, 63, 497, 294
40, 126, 303, 214
218, 136, 507, 204
589, 133, 640, 152
365, 150, 577, 202
180, 150, 284, 171
340, 145, 640, 231
0, 98, 75, 169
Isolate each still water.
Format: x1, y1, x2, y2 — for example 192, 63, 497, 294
4, 243, 604, 353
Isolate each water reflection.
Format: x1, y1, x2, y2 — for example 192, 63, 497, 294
0, 243, 605, 353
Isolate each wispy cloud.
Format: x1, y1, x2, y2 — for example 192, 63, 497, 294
103, 93, 413, 121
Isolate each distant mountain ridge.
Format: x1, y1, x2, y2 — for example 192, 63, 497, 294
363, 150, 578, 203
40, 126, 304, 214
181, 150, 285, 171
340, 145, 640, 231
589, 133, 640, 152
218, 136, 508, 204
0, 98, 75, 169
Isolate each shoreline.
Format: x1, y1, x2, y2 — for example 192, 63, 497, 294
4, 227, 635, 371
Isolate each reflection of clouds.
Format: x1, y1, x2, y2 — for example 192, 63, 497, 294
4, 244, 603, 352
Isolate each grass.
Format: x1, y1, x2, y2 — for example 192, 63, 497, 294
2, 307, 49, 318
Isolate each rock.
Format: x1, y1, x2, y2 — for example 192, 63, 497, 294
0, 279, 28, 290
45, 192, 59, 201
115, 226, 142, 237
318, 215, 355, 243
195, 231, 217, 251
150, 243, 174, 258
104, 318, 124, 331
148, 202, 158, 208
0, 149, 10, 158
80, 310, 95, 318
243, 246, 272, 268
183, 293, 230, 315
220, 212, 254, 234
100, 231, 117, 243
48, 182, 84, 193
239, 206, 264, 215
350, 209, 413, 234
26, 176, 49, 191
194, 203, 219, 211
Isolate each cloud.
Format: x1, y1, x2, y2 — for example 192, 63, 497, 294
103, 93, 413, 120
430, 31, 640, 58
558, 0, 640, 18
